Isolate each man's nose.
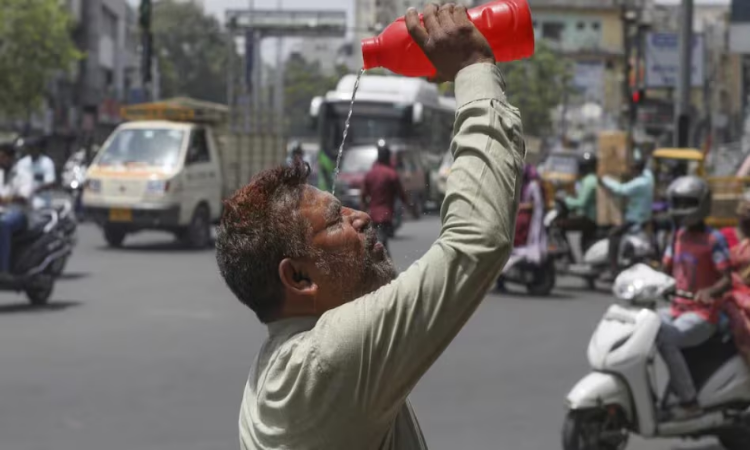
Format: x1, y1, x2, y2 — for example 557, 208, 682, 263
346, 208, 371, 232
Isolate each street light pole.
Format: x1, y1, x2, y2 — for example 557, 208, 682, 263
275, 0, 285, 146
675, 0, 694, 147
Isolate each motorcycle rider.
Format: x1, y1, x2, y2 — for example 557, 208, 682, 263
558, 151, 598, 252
360, 140, 417, 253
659, 176, 732, 420
599, 152, 654, 277
0, 143, 33, 280
16, 136, 56, 209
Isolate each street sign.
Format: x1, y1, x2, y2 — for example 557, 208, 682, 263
645, 32, 705, 89
225, 10, 347, 37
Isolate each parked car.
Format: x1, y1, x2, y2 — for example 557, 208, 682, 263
335, 143, 427, 233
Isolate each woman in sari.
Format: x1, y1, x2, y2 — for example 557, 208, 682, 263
497, 164, 547, 291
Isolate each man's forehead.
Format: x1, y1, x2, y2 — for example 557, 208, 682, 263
301, 186, 340, 214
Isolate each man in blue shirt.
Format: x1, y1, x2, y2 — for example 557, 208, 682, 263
600, 156, 654, 276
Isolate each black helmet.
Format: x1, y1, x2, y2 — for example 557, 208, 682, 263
376, 139, 391, 164
15, 135, 46, 150
579, 151, 597, 174
289, 140, 303, 156
667, 176, 711, 227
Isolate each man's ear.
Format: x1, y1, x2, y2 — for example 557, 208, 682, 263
278, 258, 316, 295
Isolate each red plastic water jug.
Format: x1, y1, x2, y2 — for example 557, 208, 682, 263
361, 0, 535, 78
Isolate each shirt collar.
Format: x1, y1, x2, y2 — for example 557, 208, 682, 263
267, 316, 319, 339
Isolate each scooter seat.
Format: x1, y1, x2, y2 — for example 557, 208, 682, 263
12, 213, 52, 245
682, 334, 737, 392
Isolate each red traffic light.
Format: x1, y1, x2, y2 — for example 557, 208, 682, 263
632, 89, 645, 104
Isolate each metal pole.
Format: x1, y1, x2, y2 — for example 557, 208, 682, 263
674, 0, 694, 148
275, 0, 285, 149
621, 1, 633, 150
253, 30, 262, 172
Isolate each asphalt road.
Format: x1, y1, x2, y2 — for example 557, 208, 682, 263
0, 217, 724, 450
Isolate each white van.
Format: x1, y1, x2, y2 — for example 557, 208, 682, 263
82, 99, 282, 248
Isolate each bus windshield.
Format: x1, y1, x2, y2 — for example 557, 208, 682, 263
322, 101, 412, 150
97, 128, 185, 168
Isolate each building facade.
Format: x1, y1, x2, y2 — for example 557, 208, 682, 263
19, 0, 141, 150
527, 0, 624, 115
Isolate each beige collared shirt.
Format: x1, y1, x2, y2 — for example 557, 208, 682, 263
239, 63, 525, 450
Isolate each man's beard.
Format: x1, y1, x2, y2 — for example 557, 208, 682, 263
317, 227, 397, 302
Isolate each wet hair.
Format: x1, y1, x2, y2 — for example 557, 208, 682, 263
216, 162, 312, 323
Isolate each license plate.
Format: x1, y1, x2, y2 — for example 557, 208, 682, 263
109, 208, 132, 222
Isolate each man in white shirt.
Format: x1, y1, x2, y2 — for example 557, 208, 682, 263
16, 136, 56, 209
0, 143, 33, 276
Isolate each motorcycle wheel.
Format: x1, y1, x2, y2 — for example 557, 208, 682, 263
718, 427, 750, 450
562, 409, 629, 450
526, 259, 556, 296
25, 274, 54, 307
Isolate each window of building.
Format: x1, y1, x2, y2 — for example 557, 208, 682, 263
592, 22, 601, 31
577, 22, 585, 30
102, 68, 114, 93
542, 22, 565, 41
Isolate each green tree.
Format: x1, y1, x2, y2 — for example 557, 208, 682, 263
0, 0, 82, 118
498, 41, 575, 137
153, 0, 234, 103
284, 53, 349, 136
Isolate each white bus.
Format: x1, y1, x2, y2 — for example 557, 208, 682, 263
310, 74, 456, 203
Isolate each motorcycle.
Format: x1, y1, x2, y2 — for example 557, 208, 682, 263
563, 264, 750, 450
545, 198, 656, 288
498, 252, 556, 296
47, 195, 77, 276
0, 208, 73, 306
60, 150, 88, 217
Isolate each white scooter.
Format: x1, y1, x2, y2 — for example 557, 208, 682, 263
563, 264, 750, 450
545, 198, 655, 288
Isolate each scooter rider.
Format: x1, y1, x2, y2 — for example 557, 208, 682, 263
558, 151, 598, 251
659, 176, 732, 420
0, 143, 33, 280
15, 136, 56, 209
599, 152, 654, 277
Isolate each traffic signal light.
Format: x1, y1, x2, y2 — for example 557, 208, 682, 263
632, 89, 645, 105
139, 0, 153, 85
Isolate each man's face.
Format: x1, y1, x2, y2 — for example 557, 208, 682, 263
298, 186, 397, 311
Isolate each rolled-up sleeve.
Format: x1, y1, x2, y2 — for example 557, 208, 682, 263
310, 64, 525, 424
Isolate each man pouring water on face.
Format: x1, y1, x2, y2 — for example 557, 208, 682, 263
216, 3, 525, 449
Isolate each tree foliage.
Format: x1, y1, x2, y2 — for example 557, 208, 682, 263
0, 0, 82, 118
153, 0, 234, 103
284, 54, 349, 136
498, 41, 575, 137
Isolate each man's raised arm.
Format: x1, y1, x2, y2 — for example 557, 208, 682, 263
311, 2, 525, 420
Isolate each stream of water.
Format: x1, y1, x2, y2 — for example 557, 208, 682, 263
331, 68, 365, 196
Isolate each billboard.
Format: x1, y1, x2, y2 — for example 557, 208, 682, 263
645, 32, 705, 89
